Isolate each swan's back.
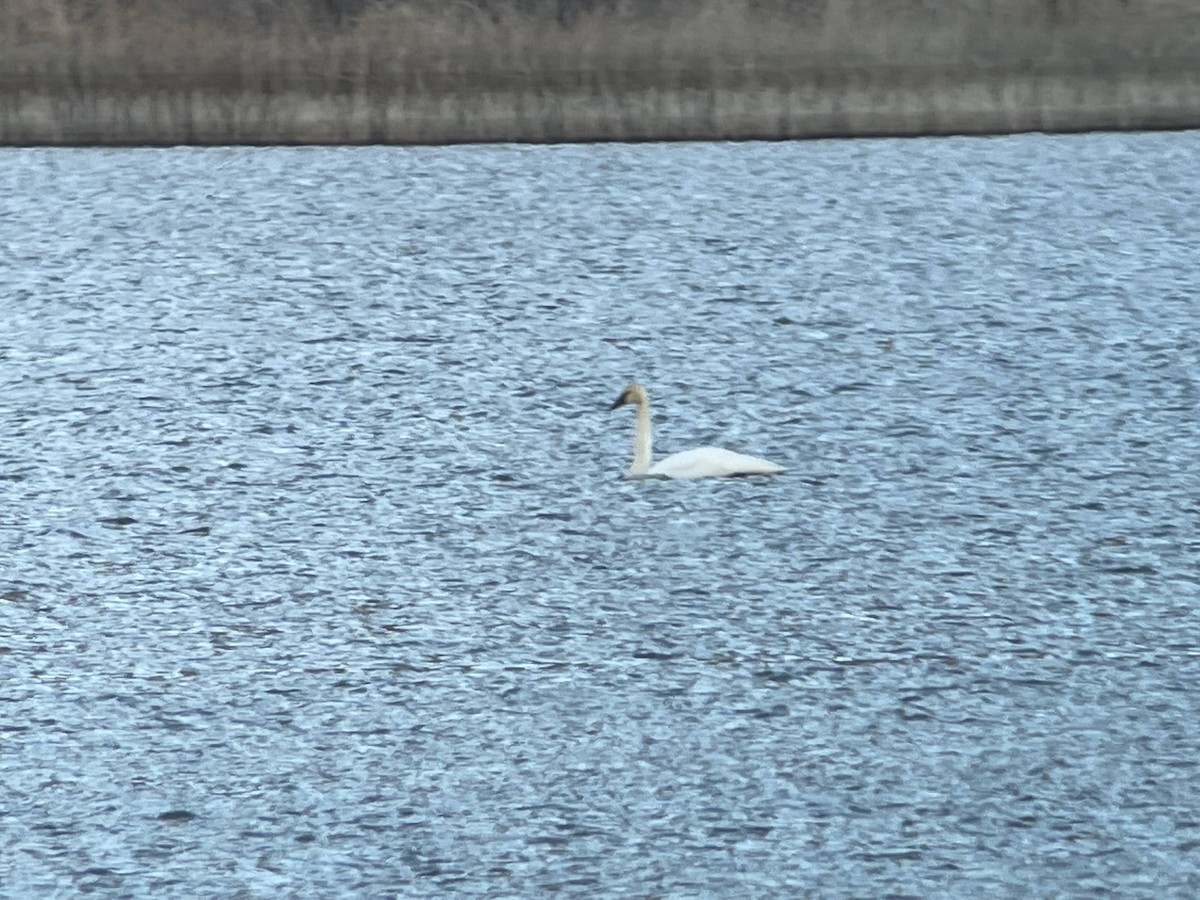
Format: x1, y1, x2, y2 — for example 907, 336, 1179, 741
647, 446, 785, 480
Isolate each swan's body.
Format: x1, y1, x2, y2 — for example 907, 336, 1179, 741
609, 382, 785, 480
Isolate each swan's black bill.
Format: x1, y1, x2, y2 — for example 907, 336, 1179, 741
609, 393, 629, 410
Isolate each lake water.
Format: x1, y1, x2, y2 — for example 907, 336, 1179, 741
3, 133, 1200, 896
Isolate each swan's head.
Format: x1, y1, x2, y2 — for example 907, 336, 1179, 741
609, 382, 648, 410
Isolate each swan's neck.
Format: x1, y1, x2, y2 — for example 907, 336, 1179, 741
630, 398, 652, 475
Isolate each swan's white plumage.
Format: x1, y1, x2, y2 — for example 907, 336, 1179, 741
610, 382, 785, 480
648, 446, 784, 479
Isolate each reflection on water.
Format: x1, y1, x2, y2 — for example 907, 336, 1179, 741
3, 133, 1200, 896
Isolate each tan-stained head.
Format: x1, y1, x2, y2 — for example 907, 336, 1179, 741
609, 381, 648, 411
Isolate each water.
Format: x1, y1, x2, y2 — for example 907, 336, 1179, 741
2, 133, 1200, 896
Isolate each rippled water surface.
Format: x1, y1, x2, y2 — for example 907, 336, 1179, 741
3, 133, 1200, 896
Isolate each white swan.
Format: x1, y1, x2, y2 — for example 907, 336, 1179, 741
609, 382, 785, 479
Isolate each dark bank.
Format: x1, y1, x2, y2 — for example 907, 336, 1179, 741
1, 0, 1198, 144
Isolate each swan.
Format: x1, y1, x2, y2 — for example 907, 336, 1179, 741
609, 382, 785, 479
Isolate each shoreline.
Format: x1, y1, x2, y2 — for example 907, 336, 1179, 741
3, 0, 1198, 145
4, 71, 1197, 146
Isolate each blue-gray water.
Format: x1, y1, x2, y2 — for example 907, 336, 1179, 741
3, 134, 1200, 897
